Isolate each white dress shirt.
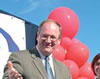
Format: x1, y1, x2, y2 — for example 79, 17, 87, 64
36, 46, 55, 76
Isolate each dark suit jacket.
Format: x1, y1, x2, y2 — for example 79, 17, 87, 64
3, 47, 71, 79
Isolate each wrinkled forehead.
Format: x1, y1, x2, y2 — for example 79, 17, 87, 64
41, 22, 60, 32
43, 22, 59, 28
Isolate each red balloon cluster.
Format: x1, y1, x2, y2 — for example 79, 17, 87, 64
48, 7, 95, 79
63, 60, 79, 79
66, 43, 90, 67
79, 63, 95, 79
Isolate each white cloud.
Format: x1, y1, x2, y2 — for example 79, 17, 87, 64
19, 0, 40, 14
14, 0, 55, 14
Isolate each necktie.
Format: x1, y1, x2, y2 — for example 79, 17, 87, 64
45, 56, 54, 79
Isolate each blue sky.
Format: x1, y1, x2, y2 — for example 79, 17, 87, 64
0, 0, 100, 63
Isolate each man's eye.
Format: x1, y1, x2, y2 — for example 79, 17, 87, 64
51, 36, 56, 39
43, 35, 48, 38
41, 35, 48, 39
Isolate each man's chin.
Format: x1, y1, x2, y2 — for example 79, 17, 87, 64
44, 49, 53, 54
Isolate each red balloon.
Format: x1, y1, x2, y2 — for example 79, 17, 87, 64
66, 43, 90, 67
63, 60, 79, 79
53, 45, 66, 61
48, 7, 79, 39
77, 77, 88, 79
79, 63, 95, 79
60, 37, 72, 50
72, 38, 80, 44
61, 37, 81, 50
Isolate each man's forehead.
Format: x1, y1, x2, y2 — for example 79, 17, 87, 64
42, 22, 59, 30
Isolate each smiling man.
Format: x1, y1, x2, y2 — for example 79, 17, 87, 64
3, 19, 71, 79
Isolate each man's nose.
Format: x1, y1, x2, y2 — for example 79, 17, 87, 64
46, 37, 51, 42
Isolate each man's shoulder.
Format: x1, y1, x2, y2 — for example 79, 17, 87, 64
11, 47, 37, 55
8, 49, 33, 63
9, 49, 31, 58
12, 49, 30, 54
10, 47, 38, 58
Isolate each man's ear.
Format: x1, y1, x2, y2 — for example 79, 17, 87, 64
36, 32, 39, 40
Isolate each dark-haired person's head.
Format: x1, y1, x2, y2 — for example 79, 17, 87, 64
91, 53, 100, 76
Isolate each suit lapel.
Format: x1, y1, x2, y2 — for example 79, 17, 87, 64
53, 58, 62, 79
29, 48, 48, 79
